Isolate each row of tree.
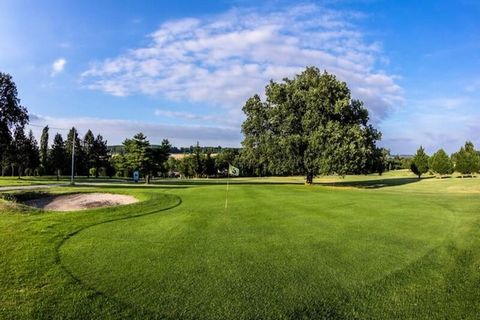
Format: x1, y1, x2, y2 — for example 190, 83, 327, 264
0, 124, 110, 179
165, 143, 240, 178
112, 133, 171, 183
410, 142, 480, 178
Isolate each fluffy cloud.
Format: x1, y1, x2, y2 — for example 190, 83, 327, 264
51, 58, 66, 76
81, 4, 402, 122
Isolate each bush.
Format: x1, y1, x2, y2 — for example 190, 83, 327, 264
411, 146, 429, 178
429, 149, 453, 177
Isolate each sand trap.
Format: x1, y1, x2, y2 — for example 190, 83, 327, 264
23, 193, 138, 211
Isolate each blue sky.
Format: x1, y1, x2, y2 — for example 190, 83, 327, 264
1, 0, 479, 154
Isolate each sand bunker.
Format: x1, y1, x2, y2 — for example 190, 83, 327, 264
23, 193, 138, 211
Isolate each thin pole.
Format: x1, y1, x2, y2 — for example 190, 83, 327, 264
70, 128, 75, 185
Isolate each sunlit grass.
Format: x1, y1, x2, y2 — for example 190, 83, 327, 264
1, 174, 480, 318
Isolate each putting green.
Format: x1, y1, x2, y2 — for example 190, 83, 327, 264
58, 181, 480, 319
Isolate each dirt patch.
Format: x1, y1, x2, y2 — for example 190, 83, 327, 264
23, 193, 138, 211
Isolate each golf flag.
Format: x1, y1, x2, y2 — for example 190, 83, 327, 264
228, 164, 240, 177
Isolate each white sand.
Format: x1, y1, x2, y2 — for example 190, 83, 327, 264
23, 193, 138, 211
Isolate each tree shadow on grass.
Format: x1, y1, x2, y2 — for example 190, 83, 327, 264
142, 176, 426, 189
319, 177, 426, 189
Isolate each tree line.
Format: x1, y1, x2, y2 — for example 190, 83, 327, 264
410, 142, 480, 178
4, 68, 479, 184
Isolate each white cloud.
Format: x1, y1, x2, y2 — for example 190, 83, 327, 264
81, 4, 403, 122
379, 96, 480, 154
154, 108, 242, 126
51, 58, 66, 76
27, 114, 241, 147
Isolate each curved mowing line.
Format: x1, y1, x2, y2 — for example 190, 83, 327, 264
54, 193, 183, 316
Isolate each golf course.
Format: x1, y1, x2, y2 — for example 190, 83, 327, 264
1, 172, 479, 319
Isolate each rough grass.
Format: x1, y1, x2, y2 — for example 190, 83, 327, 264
1, 174, 480, 319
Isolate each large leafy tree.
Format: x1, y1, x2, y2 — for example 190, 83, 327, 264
429, 149, 453, 177
49, 133, 66, 180
0, 72, 29, 166
410, 146, 429, 179
453, 141, 480, 176
241, 67, 381, 184
122, 133, 151, 182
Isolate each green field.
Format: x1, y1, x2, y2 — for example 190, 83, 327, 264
1, 173, 480, 319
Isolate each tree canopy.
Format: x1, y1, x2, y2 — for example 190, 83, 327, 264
0, 72, 29, 167
113, 133, 171, 183
453, 141, 479, 176
429, 149, 453, 177
410, 146, 429, 178
240, 67, 381, 183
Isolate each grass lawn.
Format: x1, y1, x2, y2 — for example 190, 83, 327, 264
0, 176, 129, 187
1, 173, 480, 319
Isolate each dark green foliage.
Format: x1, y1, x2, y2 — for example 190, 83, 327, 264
83, 129, 95, 177
429, 149, 453, 176
65, 127, 85, 177
91, 134, 109, 178
12, 128, 29, 177
410, 146, 429, 178
0, 72, 29, 171
204, 152, 216, 176
452, 141, 479, 175
216, 148, 241, 175
157, 139, 172, 177
178, 155, 196, 178
240, 67, 381, 183
49, 133, 66, 180
39, 125, 49, 172
193, 141, 203, 177
369, 147, 391, 175
24, 130, 40, 175
113, 133, 170, 182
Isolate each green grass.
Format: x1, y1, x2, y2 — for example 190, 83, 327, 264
1, 174, 480, 319
0, 175, 128, 187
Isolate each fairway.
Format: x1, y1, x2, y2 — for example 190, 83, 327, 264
1, 175, 480, 319
54, 177, 479, 319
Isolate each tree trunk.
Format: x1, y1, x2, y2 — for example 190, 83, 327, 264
56, 169, 60, 181
145, 174, 151, 184
95, 167, 99, 178
305, 173, 314, 185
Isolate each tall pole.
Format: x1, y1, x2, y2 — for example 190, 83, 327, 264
70, 128, 75, 185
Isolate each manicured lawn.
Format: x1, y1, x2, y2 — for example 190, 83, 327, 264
0, 176, 128, 187
1, 174, 480, 319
